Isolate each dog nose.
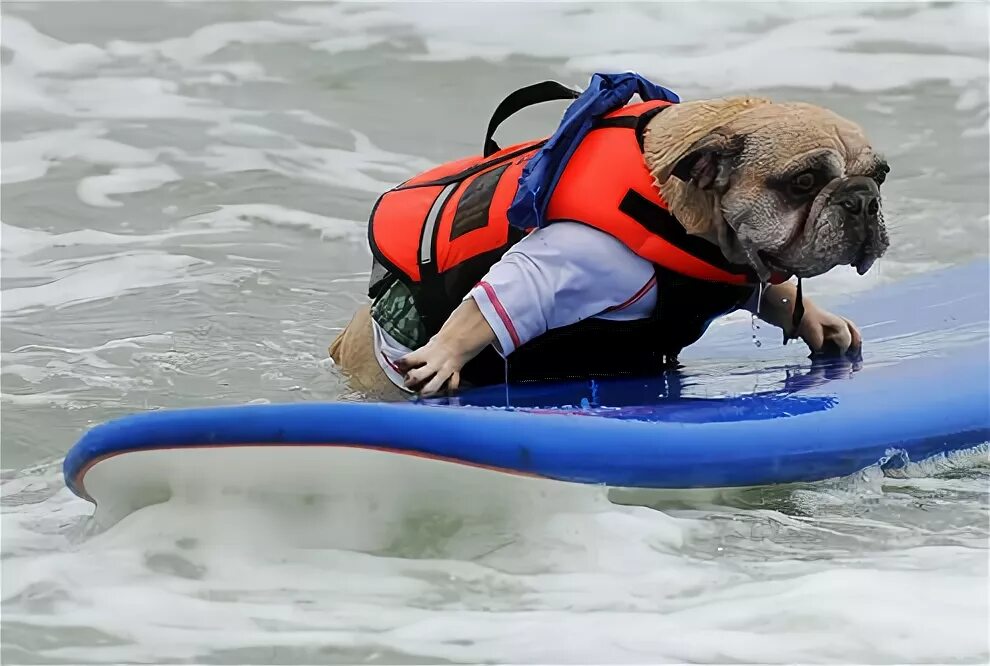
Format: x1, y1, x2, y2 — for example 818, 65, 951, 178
840, 192, 880, 218
836, 177, 880, 220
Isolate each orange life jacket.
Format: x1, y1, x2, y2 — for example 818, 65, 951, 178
369, 99, 780, 298
365, 98, 779, 384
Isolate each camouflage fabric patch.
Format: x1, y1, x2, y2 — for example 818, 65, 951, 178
370, 279, 428, 349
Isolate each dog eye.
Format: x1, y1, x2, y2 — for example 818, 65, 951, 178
789, 171, 817, 195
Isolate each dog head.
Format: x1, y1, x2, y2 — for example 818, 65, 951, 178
643, 98, 890, 281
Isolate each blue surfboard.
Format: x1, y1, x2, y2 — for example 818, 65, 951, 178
63, 261, 990, 524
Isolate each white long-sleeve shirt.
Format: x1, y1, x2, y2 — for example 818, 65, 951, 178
371, 222, 753, 390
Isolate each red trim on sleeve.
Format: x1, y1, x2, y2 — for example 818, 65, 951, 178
478, 281, 522, 349
605, 275, 656, 313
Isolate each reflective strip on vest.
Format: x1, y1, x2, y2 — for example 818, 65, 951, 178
420, 182, 457, 265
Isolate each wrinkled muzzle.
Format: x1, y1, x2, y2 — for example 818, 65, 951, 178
823, 175, 888, 275
791, 174, 889, 278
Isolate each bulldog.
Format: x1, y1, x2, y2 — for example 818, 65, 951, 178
330, 94, 889, 399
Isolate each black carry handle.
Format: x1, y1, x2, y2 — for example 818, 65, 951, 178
483, 80, 580, 157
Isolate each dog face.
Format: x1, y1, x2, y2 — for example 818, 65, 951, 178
644, 98, 890, 280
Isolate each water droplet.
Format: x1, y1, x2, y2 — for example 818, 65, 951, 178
503, 358, 510, 407
751, 314, 762, 347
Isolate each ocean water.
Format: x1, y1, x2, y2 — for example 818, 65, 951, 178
1, 2, 988, 663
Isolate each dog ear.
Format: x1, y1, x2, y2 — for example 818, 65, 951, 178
667, 132, 743, 191
645, 97, 771, 187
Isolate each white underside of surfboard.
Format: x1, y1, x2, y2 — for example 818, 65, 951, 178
81, 445, 604, 531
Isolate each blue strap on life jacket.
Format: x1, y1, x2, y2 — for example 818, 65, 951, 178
506, 72, 680, 231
